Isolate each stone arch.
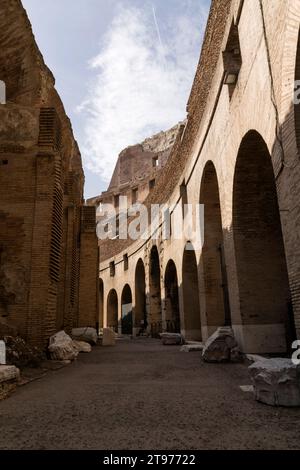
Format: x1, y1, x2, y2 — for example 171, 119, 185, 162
149, 245, 162, 337
134, 258, 147, 334
164, 259, 180, 333
233, 130, 295, 353
182, 243, 202, 341
121, 284, 133, 335
200, 161, 231, 332
99, 278, 104, 330
107, 289, 118, 332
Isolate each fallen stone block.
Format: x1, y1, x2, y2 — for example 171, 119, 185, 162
0, 365, 20, 400
202, 327, 242, 363
181, 343, 204, 353
102, 328, 116, 347
48, 331, 78, 362
72, 327, 98, 345
246, 354, 266, 363
73, 340, 92, 353
249, 358, 300, 407
160, 333, 183, 346
239, 385, 254, 393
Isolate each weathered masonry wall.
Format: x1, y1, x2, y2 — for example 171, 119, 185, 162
0, 0, 99, 347
98, 0, 300, 354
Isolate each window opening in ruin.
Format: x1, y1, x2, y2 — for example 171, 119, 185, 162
123, 254, 129, 271
109, 261, 116, 277
132, 188, 138, 205
149, 179, 156, 191
223, 22, 242, 99
152, 156, 159, 168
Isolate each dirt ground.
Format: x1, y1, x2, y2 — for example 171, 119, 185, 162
0, 338, 299, 450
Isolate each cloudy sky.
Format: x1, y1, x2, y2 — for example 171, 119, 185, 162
22, 0, 210, 199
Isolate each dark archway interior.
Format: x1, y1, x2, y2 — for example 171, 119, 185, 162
233, 131, 295, 349
149, 246, 162, 337
121, 284, 133, 335
182, 246, 202, 340
200, 161, 230, 329
135, 259, 147, 332
107, 289, 118, 332
164, 260, 181, 333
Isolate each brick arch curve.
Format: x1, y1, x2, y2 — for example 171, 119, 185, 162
199, 160, 231, 332
107, 289, 118, 333
134, 258, 147, 334
164, 259, 180, 333
149, 245, 162, 337
232, 129, 295, 353
121, 284, 133, 335
182, 242, 202, 341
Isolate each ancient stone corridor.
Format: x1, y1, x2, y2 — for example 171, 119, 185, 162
0, 339, 299, 450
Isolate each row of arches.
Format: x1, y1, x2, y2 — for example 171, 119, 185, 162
100, 131, 296, 352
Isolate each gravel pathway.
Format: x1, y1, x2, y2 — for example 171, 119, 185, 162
0, 338, 299, 450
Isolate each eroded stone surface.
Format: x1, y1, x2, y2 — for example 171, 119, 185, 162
72, 328, 98, 346
73, 341, 92, 353
0, 365, 20, 401
249, 358, 300, 407
160, 333, 183, 346
48, 331, 78, 362
202, 327, 242, 363
102, 328, 116, 347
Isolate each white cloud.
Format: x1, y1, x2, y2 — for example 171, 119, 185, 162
79, 1, 208, 183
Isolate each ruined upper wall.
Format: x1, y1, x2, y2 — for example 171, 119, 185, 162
147, 0, 231, 207
99, 0, 232, 261
108, 122, 183, 192
0, 0, 83, 182
0, 0, 51, 106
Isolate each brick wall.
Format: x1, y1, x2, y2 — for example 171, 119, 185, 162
0, 0, 99, 347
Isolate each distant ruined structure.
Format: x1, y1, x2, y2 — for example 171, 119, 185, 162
88, 122, 184, 210
0, 0, 99, 347
93, 0, 300, 354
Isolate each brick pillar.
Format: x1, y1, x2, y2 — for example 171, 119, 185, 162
78, 206, 99, 328
27, 153, 57, 347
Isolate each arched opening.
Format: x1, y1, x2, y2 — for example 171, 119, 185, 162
121, 284, 133, 335
149, 246, 162, 337
99, 279, 104, 331
233, 130, 295, 353
200, 161, 230, 332
107, 289, 118, 332
134, 259, 147, 335
295, 27, 300, 153
182, 244, 202, 341
164, 260, 180, 333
